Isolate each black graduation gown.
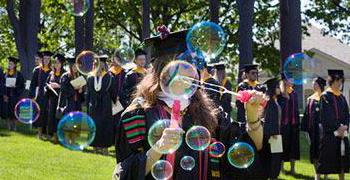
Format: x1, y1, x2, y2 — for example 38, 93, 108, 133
114, 100, 232, 180
109, 68, 126, 120
236, 81, 266, 129
263, 98, 282, 178
120, 69, 145, 108
301, 95, 322, 163
278, 90, 300, 161
45, 72, 63, 135
317, 91, 350, 174
30, 67, 51, 128
58, 73, 84, 114
87, 73, 116, 148
219, 78, 232, 118
0, 68, 4, 119
2, 72, 25, 119
203, 77, 221, 108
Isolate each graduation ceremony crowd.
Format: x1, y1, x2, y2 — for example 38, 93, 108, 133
0, 29, 349, 180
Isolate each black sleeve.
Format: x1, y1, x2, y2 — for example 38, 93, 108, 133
236, 83, 246, 124
120, 73, 136, 107
320, 94, 340, 133
29, 68, 39, 98
301, 99, 310, 132
15, 72, 25, 97
263, 100, 279, 137
114, 109, 148, 180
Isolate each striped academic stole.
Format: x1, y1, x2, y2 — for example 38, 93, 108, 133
208, 139, 221, 179
121, 110, 146, 148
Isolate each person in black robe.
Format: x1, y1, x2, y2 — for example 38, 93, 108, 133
45, 54, 65, 143
114, 29, 269, 180
86, 56, 116, 154
213, 62, 233, 118
262, 77, 282, 180
318, 70, 349, 180
0, 66, 4, 120
301, 77, 326, 180
120, 49, 147, 108
58, 57, 85, 114
3, 57, 25, 131
109, 50, 127, 152
236, 64, 266, 131
29, 51, 52, 139
278, 73, 300, 175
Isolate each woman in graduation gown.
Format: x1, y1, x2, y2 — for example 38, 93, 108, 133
263, 78, 282, 180
318, 70, 349, 180
45, 54, 65, 143
214, 62, 233, 118
301, 77, 326, 180
278, 74, 300, 174
2, 57, 25, 131
58, 57, 84, 114
29, 51, 52, 138
86, 56, 116, 155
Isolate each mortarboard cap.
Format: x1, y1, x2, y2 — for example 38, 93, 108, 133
315, 76, 326, 88
67, 57, 76, 65
54, 54, 66, 64
42, 51, 53, 57
8, 57, 20, 64
243, 64, 258, 73
328, 69, 344, 79
145, 30, 188, 63
99, 55, 109, 63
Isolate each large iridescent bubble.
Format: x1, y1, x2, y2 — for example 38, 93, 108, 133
76, 50, 100, 76
186, 21, 227, 62
185, 126, 211, 151
57, 111, 96, 151
64, 0, 91, 17
227, 142, 255, 169
160, 60, 199, 100
151, 160, 173, 180
14, 98, 40, 124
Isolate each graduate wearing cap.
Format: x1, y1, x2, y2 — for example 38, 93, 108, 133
30, 51, 52, 139
86, 55, 116, 154
213, 62, 233, 117
200, 62, 222, 108
58, 57, 84, 115
119, 49, 147, 107
109, 50, 127, 151
236, 64, 266, 130
263, 77, 283, 179
318, 70, 349, 179
45, 54, 65, 143
301, 76, 327, 179
113, 28, 268, 180
278, 73, 300, 174
2, 57, 25, 131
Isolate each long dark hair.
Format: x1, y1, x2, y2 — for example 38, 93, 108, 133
130, 58, 219, 133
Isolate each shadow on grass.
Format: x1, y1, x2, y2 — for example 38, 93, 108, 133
82, 148, 116, 158
0, 119, 36, 137
282, 171, 314, 180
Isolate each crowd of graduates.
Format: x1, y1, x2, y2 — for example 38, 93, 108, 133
0, 29, 349, 180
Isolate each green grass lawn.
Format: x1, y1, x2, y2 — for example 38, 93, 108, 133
0, 121, 349, 180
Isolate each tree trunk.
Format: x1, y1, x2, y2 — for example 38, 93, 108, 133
209, 0, 220, 24
75, 16, 84, 56
237, 0, 254, 83
280, 0, 303, 107
6, 0, 41, 80
142, 0, 151, 63
85, 0, 94, 51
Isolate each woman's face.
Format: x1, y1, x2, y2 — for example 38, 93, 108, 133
8, 62, 15, 70
275, 87, 281, 95
54, 60, 62, 71
71, 64, 78, 73
313, 81, 321, 91
43, 56, 51, 66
